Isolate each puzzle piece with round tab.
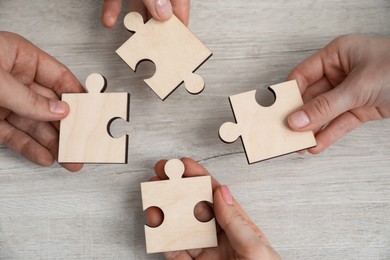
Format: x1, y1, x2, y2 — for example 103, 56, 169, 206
219, 80, 317, 164
58, 73, 130, 163
116, 12, 212, 100
140, 159, 218, 253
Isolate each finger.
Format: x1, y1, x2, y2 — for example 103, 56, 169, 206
145, 206, 164, 227
300, 77, 333, 135
148, 176, 160, 181
0, 68, 69, 122
214, 186, 271, 247
146, 11, 152, 21
59, 163, 84, 172
30, 81, 60, 101
301, 77, 333, 104
181, 157, 221, 190
142, 0, 173, 22
288, 37, 347, 95
163, 250, 192, 260
34, 48, 84, 96
2, 114, 83, 172
287, 81, 354, 132
27, 83, 84, 172
30, 82, 62, 131
288, 51, 325, 94
180, 158, 259, 235
181, 157, 209, 177
308, 108, 371, 154
7, 33, 84, 96
0, 108, 11, 120
171, 0, 190, 25
6, 114, 58, 157
154, 159, 169, 179
194, 201, 214, 223
102, 0, 122, 28
187, 248, 205, 259
0, 120, 54, 167
231, 198, 270, 245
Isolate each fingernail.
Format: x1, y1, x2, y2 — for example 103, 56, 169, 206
221, 185, 233, 205
156, 0, 173, 20
107, 15, 116, 27
288, 110, 310, 129
104, 13, 116, 28
49, 100, 66, 114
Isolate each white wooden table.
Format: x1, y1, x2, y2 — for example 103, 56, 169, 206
0, 1, 389, 259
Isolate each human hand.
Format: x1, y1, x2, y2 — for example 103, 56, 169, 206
146, 158, 281, 260
287, 34, 390, 154
101, 0, 190, 28
0, 32, 84, 172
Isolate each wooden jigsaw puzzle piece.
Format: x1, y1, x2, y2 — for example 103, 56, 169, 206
141, 159, 217, 253
58, 73, 130, 163
116, 12, 152, 73
116, 12, 212, 100
219, 80, 316, 164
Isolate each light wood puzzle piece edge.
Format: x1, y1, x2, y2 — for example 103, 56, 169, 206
219, 80, 316, 164
140, 159, 218, 253
58, 73, 130, 163
116, 12, 212, 100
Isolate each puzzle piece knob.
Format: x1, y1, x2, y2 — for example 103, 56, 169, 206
184, 73, 205, 95
164, 159, 185, 180
123, 12, 144, 33
219, 122, 241, 143
85, 73, 107, 93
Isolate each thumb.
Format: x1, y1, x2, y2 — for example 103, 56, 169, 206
143, 0, 173, 21
214, 186, 263, 252
287, 82, 354, 131
0, 69, 69, 121
101, 0, 122, 28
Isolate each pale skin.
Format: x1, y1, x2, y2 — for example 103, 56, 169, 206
101, 0, 191, 28
0, 32, 84, 172
146, 158, 281, 260
288, 34, 390, 154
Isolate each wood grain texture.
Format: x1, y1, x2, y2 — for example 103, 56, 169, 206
219, 80, 316, 163
58, 73, 129, 163
141, 159, 217, 253
116, 12, 212, 100
0, 0, 389, 259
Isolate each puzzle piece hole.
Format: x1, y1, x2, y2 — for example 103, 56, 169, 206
145, 206, 164, 228
194, 201, 214, 223
134, 59, 156, 79
255, 87, 276, 107
107, 117, 130, 138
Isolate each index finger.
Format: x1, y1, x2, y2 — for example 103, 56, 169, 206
142, 0, 190, 25
35, 48, 84, 96
171, 0, 190, 25
288, 51, 325, 94
288, 37, 352, 95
